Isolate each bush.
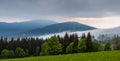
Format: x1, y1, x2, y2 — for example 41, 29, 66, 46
98, 43, 104, 51
1, 49, 9, 59
93, 40, 101, 51
9, 50, 15, 58
15, 47, 26, 58
113, 38, 120, 50
104, 42, 112, 51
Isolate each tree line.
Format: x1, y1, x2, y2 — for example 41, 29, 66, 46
0, 32, 120, 59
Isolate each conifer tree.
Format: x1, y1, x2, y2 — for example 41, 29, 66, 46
86, 32, 94, 52
72, 34, 79, 53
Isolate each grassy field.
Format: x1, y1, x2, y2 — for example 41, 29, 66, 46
0, 51, 120, 61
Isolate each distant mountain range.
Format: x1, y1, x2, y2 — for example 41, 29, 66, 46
0, 19, 120, 41
17, 22, 96, 37
0, 20, 56, 36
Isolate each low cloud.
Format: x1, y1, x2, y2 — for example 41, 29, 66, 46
0, 18, 29, 23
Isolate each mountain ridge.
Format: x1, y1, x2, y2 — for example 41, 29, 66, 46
0, 20, 56, 36
17, 21, 96, 37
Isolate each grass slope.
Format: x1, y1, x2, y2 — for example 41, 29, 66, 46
0, 51, 120, 61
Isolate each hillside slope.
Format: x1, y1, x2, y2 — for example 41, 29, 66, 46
20, 22, 95, 37
0, 20, 56, 36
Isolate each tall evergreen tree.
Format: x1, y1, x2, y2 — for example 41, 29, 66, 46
35, 46, 40, 56
72, 34, 79, 53
81, 33, 86, 39
69, 34, 74, 43
86, 32, 94, 52
62, 32, 70, 53
0, 36, 4, 51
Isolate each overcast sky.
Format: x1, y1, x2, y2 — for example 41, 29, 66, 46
0, 0, 120, 28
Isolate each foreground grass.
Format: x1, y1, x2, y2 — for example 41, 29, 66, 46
0, 51, 120, 61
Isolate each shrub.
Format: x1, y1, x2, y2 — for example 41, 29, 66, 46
15, 47, 26, 58
1, 49, 9, 59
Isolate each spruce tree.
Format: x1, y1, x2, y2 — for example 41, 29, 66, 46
63, 32, 69, 53
72, 34, 79, 53
35, 46, 40, 56
86, 32, 94, 52
81, 33, 86, 39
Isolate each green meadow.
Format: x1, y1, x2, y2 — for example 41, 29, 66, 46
0, 51, 120, 61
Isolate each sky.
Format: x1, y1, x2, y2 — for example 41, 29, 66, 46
0, 0, 120, 28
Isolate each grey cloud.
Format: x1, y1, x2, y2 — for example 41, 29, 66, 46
0, 0, 120, 19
